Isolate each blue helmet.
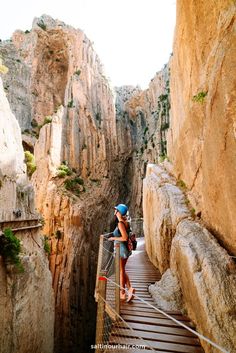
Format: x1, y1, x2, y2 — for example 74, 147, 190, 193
114, 204, 128, 216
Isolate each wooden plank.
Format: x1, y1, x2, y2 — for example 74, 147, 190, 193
103, 237, 204, 352
122, 300, 185, 316
116, 321, 197, 338
109, 336, 204, 353
111, 328, 200, 346
121, 305, 189, 318
121, 310, 192, 322
122, 315, 195, 328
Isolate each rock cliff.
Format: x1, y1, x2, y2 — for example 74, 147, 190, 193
115, 64, 170, 216
0, 77, 54, 353
168, 0, 236, 254
144, 164, 236, 353
0, 15, 133, 353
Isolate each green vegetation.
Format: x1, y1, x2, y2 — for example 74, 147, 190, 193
95, 112, 101, 121
24, 151, 36, 176
192, 91, 208, 103
161, 122, 170, 131
31, 118, 38, 128
159, 94, 168, 102
37, 21, 47, 31
55, 230, 62, 240
43, 236, 51, 255
159, 154, 169, 163
25, 30, 30, 34
57, 163, 72, 178
64, 177, 85, 196
0, 58, 9, 74
0, 228, 24, 272
176, 179, 187, 191
74, 69, 81, 76
190, 208, 196, 218
67, 100, 74, 108
144, 127, 149, 135
43, 116, 52, 125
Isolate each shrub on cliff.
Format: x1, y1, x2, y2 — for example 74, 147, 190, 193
37, 21, 47, 31
57, 163, 73, 178
192, 91, 208, 103
64, 177, 85, 196
24, 151, 36, 177
0, 57, 9, 74
0, 228, 24, 272
43, 236, 51, 255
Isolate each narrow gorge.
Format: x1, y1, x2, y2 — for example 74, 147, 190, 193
0, 1, 236, 353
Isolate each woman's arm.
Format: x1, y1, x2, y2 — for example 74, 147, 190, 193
109, 222, 128, 242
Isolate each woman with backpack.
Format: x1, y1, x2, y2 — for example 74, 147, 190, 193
108, 204, 135, 302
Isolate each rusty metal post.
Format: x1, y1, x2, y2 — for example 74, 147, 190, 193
95, 235, 105, 301
95, 271, 107, 353
115, 242, 120, 315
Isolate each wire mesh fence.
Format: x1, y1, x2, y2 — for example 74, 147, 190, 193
94, 218, 157, 352
95, 292, 156, 353
94, 218, 229, 353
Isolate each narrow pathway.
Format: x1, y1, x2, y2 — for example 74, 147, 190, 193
111, 238, 204, 352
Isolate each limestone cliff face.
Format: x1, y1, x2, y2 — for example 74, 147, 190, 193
169, 0, 236, 254
1, 15, 132, 353
0, 14, 117, 172
143, 164, 236, 353
32, 107, 128, 353
115, 64, 170, 216
0, 77, 54, 353
0, 77, 33, 220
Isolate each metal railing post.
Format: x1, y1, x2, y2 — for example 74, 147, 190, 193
115, 243, 120, 315
95, 270, 107, 353
95, 235, 104, 301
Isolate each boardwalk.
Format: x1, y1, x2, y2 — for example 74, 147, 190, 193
110, 238, 204, 353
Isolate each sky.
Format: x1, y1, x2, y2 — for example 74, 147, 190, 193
0, 0, 176, 89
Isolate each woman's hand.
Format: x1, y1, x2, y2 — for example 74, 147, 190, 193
108, 237, 114, 241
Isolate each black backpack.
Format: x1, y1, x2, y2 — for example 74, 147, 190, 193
118, 221, 137, 251
127, 231, 137, 251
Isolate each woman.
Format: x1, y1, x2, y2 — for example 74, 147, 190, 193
108, 204, 135, 302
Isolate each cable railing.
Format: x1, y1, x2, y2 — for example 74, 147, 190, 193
94, 219, 230, 353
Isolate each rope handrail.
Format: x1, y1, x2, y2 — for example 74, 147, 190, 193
104, 276, 230, 353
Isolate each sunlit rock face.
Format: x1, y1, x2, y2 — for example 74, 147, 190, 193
1, 14, 133, 353
143, 164, 236, 353
0, 77, 34, 220
143, 164, 190, 273
169, 0, 236, 254
171, 219, 236, 353
115, 64, 170, 217
0, 78, 54, 353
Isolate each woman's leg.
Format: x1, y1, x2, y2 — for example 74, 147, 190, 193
120, 258, 126, 294
121, 258, 131, 290
124, 272, 131, 290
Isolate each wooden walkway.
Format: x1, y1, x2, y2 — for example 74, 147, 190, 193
109, 238, 204, 352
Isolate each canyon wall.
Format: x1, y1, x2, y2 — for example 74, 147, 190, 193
144, 164, 236, 353
138, 2, 236, 352
168, 0, 236, 254
0, 77, 54, 353
115, 64, 170, 217
1, 15, 133, 353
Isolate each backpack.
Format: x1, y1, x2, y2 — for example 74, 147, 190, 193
118, 221, 137, 251
127, 231, 137, 252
